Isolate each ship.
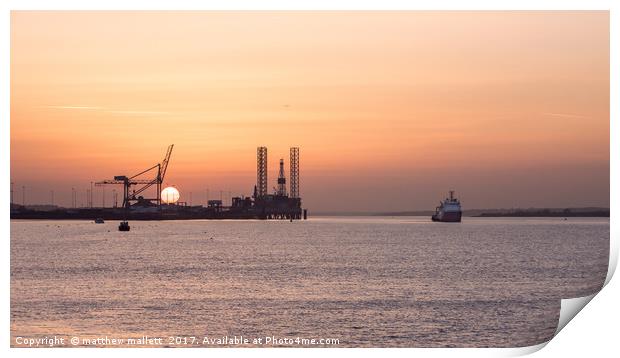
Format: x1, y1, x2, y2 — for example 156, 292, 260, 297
431, 190, 462, 223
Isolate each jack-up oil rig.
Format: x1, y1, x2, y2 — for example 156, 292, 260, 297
250, 147, 303, 220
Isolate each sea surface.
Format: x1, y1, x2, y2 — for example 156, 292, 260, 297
10, 217, 609, 347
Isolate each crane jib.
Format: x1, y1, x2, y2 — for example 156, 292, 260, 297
94, 144, 174, 209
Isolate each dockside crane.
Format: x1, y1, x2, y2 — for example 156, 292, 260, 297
95, 144, 174, 209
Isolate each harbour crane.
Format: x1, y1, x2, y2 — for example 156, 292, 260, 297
95, 144, 174, 209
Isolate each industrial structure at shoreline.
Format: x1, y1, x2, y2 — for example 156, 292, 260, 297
10, 145, 306, 221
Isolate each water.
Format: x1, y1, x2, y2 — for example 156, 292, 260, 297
11, 217, 609, 347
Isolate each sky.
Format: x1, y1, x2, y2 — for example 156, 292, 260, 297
10, 11, 609, 212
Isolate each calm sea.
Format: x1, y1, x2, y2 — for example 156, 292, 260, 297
10, 217, 609, 347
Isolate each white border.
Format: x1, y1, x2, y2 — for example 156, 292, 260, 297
2, 1, 617, 357
0, 0, 616, 10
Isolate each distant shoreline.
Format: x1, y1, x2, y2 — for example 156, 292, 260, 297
313, 207, 610, 217
11, 205, 610, 219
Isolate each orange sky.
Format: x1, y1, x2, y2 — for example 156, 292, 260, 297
10, 11, 609, 211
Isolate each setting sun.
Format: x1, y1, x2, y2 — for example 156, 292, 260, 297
161, 186, 180, 204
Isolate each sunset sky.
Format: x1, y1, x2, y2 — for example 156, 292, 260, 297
10, 11, 609, 212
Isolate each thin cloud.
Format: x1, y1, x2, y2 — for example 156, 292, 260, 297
41, 105, 169, 116
109, 110, 170, 115
542, 112, 589, 119
42, 105, 103, 110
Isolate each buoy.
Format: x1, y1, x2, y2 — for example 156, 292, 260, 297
119, 221, 130, 231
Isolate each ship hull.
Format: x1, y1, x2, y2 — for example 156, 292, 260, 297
431, 211, 462, 223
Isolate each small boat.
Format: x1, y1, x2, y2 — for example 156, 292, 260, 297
118, 221, 130, 231
94, 218, 105, 224
432, 190, 462, 223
